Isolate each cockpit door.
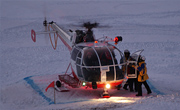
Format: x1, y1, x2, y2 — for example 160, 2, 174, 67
131, 49, 144, 61
127, 49, 144, 78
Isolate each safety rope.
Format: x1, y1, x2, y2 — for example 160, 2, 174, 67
48, 24, 58, 50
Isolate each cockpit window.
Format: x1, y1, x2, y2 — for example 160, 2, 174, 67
82, 46, 122, 66
95, 47, 113, 66
81, 45, 124, 82
83, 48, 100, 66
71, 48, 79, 61
82, 48, 100, 81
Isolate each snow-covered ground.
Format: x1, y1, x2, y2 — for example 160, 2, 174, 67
1, 0, 180, 110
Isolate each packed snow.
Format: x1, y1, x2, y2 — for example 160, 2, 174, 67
1, 0, 180, 110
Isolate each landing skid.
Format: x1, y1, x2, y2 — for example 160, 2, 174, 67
55, 86, 69, 92
55, 80, 70, 92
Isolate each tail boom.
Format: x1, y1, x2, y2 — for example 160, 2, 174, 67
51, 23, 72, 51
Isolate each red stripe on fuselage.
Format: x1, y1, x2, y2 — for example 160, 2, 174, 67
86, 80, 124, 88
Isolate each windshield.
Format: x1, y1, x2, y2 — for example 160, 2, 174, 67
83, 48, 100, 66
83, 46, 122, 66
81, 46, 123, 82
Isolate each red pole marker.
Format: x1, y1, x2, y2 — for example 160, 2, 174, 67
31, 29, 36, 42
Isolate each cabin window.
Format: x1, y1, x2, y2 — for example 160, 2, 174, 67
76, 58, 81, 65
82, 48, 100, 81
82, 48, 99, 66
77, 65, 83, 78
95, 47, 113, 66
75, 50, 83, 78
71, 47, 80, 61
77, 51, 82, 58
113, 48, 122, 65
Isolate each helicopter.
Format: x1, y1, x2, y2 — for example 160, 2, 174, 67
31, 20, 143, 98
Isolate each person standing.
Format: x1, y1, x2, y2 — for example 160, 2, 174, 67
132, 56, 152, 96
120, 50, 130, 90
121, 50, 137, 92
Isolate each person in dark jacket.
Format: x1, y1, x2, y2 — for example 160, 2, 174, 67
121, 50, 137, 92
120, 50, 130, 90
132, 56, 152, 96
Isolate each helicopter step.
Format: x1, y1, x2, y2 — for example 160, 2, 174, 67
58, 74, 79, 88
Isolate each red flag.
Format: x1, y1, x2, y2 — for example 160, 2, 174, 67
45, 81, 55, 92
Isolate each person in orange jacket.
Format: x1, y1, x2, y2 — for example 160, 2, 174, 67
132, 56, 152, 96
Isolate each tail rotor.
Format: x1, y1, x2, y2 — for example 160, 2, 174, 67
43, 17, 49, 44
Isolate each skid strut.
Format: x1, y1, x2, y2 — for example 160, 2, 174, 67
102, 88, 110, 98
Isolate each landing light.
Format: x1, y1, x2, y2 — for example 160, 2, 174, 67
106, 84, 110, 89
82, 82, 86, 86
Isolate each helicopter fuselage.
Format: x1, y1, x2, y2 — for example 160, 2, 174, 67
70, 41, 125, 88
